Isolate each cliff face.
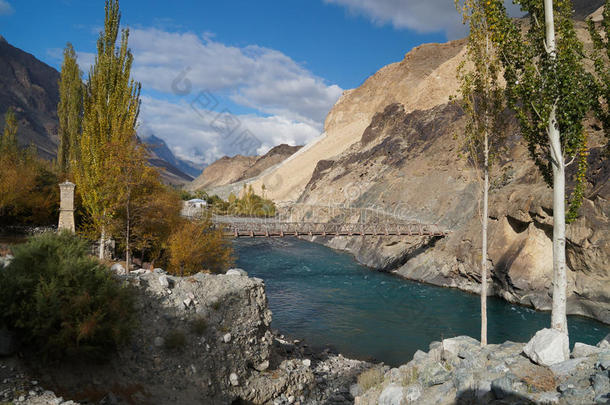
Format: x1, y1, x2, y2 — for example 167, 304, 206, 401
269, 17, 609, 323
0, 35, 60, 159
188, 144, 302, 192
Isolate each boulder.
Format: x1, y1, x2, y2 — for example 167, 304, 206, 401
549, 358, 584, 376
572, 342, 602, 358
404, 384, 422, 402
523, 328, 569, 366
110, 263, 126, 275
441, 336, 480, 358
378, 384, 405, 405
491, 375, 517, 400
158, 275, 170, 288
226, 268, 248, 276
229, 372, 239, 386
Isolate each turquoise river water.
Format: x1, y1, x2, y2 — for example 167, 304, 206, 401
234, 237, 609, 367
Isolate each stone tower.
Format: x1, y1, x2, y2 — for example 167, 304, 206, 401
58, 181, 76, 233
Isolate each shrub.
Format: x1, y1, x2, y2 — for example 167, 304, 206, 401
0, 232, 135, 360
168, 218, 233, 276
164, 330, 186, 351
190, 316, 207, 335
357, 367, 384, 392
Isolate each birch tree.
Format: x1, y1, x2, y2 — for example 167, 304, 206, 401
74, 0, 141, 259
455, 0, 506, 346
486, 0, 595, 335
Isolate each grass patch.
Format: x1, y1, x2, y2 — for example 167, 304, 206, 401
357, 368, 384, 392
403, 366, 419, 385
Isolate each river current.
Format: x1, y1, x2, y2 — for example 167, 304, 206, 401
234, 237, 609, 366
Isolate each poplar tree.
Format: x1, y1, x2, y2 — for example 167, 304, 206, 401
74, 0, 141, 260
455, 0, 506, 346
486, 0, 596, 335
57, 43, 83, 174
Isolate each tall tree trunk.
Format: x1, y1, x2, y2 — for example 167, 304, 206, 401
481, 133, 489, 346
126, 195, 131, 270
99, 226, 106, 261
544, 0, 569, 335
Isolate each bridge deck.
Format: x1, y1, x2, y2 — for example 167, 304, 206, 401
213, 221, 449, 238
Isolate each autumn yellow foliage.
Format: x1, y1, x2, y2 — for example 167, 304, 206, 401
168, 219, 233, 276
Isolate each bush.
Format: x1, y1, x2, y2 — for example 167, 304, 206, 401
190, 316, 207, 335
164, 330, 186, 351
0, 232, 135, 360
168, 218, 233, 276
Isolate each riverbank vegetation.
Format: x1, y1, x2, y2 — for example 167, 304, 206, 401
181, 185, 277, 217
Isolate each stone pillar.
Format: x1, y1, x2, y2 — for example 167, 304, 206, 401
58, 181, 76, 233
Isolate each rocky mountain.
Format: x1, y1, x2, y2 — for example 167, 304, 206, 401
0, 35, 196, 185
188, 144, 302, 192
142, 134, 206, 179
0, 35, 59, 159
241, 9, 610, 324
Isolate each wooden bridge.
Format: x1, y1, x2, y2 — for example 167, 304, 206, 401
184, 204, 449, 238
212, 218, 449, 238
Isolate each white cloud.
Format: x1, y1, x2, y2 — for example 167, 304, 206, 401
127, 28, 343, 124
138, 96, 321, 165
324, 0, 523, 39
72, 28, 343, 163
0, 0, 14, 15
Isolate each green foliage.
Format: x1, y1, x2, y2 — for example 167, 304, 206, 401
454, 0, 507, 170
57, 43, 83, 174
0, 232, 135, 360
1, 107, 18, 153
485, 0, 596, 222
357, 367, 384, 391
74, 0, 142, 242
164, 330, 186, 351
228, 185, 276, 217
587, 0, 610, 151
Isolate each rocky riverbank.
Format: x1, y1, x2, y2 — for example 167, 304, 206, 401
0, 263, 370, 404
353, 334, 610, 404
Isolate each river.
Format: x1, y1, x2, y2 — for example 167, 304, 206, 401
234, 237, 609, 367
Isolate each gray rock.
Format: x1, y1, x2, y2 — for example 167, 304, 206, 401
404, 384, 422, 402
597, 352, 610, 370
302, 359, 311, 367
153, 336, 165, 347
158, 275, 170, 288
420, 362, 452, 387
110, 263, 126, 275
413, 350, 427, 361
153, 268, 165, 274
255, 360, 269, 371
550, 358, 585, 376
537, 391, 560, 404
349, 383, 362, 398
592, 371, 610, 395
599, 334, 610, 349
0, 328, 17, 356
223, 333, 232, 343
491, 375, 516, 400
573, 342, 603, 358
378, 383, 405, 405
441, 336, 480, 358
229, 372, 239, 386
523, 328, 569, 366
226, 268, 248, 276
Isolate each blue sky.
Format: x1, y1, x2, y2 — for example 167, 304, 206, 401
0, 0, 470, 164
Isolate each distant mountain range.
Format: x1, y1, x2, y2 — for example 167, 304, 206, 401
141, 134, 206, 179
0, 35, 202, 184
